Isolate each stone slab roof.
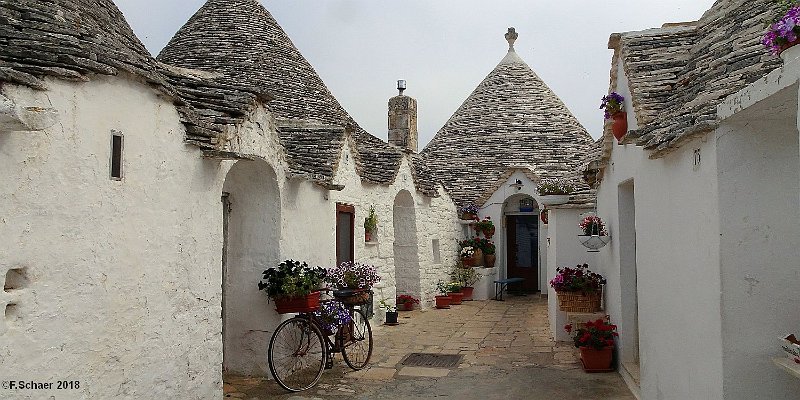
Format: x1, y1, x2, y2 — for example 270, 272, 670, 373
0, 0, 171, 93
158, 0, 434, 195
614, 0, 783, 157
276, 120, 346, 188
422, 33, 594, 207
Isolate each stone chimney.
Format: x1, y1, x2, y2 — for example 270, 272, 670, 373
388, 80, 418, 153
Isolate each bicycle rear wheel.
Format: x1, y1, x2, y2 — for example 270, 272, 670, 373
268, 317, 326, 392
341, 308, 373, 370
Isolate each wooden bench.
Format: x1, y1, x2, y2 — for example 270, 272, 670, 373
493, 278, 525, 301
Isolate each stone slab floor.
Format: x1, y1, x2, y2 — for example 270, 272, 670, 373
223, 296, 635, 400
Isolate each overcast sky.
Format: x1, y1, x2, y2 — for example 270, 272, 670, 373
114, 0, 716, 147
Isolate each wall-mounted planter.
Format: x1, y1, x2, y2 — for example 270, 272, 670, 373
780, 41, 800, 64
538, 194, 570, 206
578, 235, 611, 252
611, 112, 628, 142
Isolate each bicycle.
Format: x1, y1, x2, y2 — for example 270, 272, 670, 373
267, 291, 374, 392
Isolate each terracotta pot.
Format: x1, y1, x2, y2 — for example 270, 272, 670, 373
580, 346, 613, 371
365, 230, 372, 242
460, 286, 474, 301
483, 226, 495, 239
540, 209, 549, 224
472, 248, 484, 266
460, 212, 477, 221
779, 38, 800, 56
274, 291, 322, 314
435, 295, 451, 309
447, 292, 464, 305
461, 256, 475, 267
484, 254, 496, 268
398, 302, 414, 311
611, 112, 627, 142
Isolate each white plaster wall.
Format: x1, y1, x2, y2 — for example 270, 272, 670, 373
594, 136, 724, 399
615, 58, 640, 132
546, 207, 598, 341
717, 91, 800, 399
0, 76, 229, 399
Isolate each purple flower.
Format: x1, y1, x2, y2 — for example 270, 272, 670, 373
763, 6, 800, 55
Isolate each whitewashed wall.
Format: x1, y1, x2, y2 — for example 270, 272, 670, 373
0, 75, 230, 399
545, 207, 598, 341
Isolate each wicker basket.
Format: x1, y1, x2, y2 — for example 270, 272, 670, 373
556, 291, 602, 313
332, 289, 371, 305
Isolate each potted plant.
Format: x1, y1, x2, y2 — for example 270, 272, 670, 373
578, 215, 611, 252
460, 238, 484, 266
258, 259, 327, 314
450, 264, 479, 300
482, 239, 496, 268
459, 204, 479, 221
435, 280, 452, 309
313, 300, 352, 336
565, 318, 618, 371
474, 217, 495, 239
549, 264, 606, 313
396, 294, 419, 311
447, 282, 464, 305
364, 206, 378, 242
536, 179, 574, 206
601, 92, 627, 142
378, 298, 399, 325
459, 245, 476, 267
326, 261, 381, 305
763, 2, 800, 60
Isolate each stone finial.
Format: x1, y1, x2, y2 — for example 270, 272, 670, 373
505, 27, 518, 51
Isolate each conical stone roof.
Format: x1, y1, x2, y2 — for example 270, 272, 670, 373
158, 0, 422, 191
0, 0, 169, 91
422, 29, 593, 207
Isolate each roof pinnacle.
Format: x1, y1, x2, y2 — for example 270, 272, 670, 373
505, 27, 518, 51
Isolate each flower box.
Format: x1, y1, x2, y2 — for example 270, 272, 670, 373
333, 288, 371, 305
556, 291, 602, 313
538, 194, 570, 206
274, 291, 322, 314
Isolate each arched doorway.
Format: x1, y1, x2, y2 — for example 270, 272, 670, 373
221, 159, 281, 376
503, 194, 540, 292
393, 190, 420, 300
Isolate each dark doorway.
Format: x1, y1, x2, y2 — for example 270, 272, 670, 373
506, 215, 539, 292
336, 203, 355, 266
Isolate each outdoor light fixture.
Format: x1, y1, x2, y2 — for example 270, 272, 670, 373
397, 79, 406, 96
509, 179, 523, 190
583, 161, 602, 189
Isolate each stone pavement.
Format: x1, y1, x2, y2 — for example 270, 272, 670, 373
223, 296, 635, 400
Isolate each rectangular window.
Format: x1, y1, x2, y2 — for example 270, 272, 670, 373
336, 203, 355, 266
110, 131, 124, 180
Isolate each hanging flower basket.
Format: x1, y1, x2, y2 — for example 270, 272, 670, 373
556, 291, 602, 313
578, 235, 611, 252
274, 291, 322, 314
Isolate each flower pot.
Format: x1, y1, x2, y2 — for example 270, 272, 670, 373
538, 194, 570, 206
482, 226, 495, 239
484, 254, 496, 268
435, 295, 451, 309
577, 235, 611, 252
579, 346, 613, 371
780, 40, 800, 63
460, 212, 477, 221
460, 286, 474, 301
556, 291, 602, 313
540, 209, 549, 224
274, 291, 322, 314
447, 292, 464, 305
461, 256, 475, 267
365, 230, 373, 242
472, 248, 484, 267
398, 302, 414, 311
385, 311, 399, 325
611, 112, 627, 142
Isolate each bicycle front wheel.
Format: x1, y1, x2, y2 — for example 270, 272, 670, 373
341, 308, 373, 370
268, 317, 326, 392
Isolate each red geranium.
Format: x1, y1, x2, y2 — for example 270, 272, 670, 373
564, 317, 618, 350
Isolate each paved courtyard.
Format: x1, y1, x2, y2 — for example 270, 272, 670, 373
224, 296, 635, 400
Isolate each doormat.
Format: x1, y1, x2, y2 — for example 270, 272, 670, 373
401, 353, 462, 368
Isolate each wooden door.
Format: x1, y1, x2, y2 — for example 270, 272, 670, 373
336, 203, 355, 266
506, 215, 539, 292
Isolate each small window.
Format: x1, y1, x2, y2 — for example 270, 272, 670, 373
432, 239, 441, 264
110, 131, 124, 180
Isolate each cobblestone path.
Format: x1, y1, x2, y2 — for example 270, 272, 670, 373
224, 296, 635, 400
